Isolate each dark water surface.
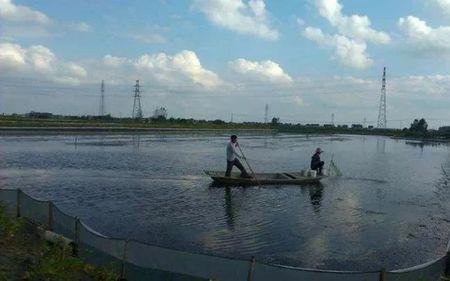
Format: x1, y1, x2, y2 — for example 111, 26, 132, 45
0, 133, 449, 270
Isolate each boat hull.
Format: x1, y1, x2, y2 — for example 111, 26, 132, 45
204, 171, 326, 186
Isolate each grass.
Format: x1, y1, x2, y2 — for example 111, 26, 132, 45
0, 205, 119, 281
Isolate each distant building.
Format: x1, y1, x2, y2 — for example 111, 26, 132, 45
351, 124, 363, 129
152, 107, 168, 120
26, 111, 53, 118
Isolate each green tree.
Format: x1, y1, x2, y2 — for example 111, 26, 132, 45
409, 118, 428, 134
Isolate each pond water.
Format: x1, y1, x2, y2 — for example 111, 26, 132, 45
0, 133, 449, 271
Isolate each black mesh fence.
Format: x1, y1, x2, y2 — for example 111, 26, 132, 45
1, 188, 449, 281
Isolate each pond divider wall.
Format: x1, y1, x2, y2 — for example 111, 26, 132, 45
1, 188, 448, 281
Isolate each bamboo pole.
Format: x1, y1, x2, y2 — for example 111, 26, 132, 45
120, 240, 129, 280
237, 144, 262, 187
16, 189, 21, 218
48, 201, 53, 231
74, 217, 80, 256
445, 238, 450, 277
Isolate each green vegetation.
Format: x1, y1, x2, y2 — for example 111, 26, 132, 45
0, 114, 449, 141
0, 114, 273, 130
0, 204, 119, 281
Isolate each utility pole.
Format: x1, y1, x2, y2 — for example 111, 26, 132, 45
264, 104, 269, 124
377, 67, 387, 128
132, 80, 143, 119
99, 80, 105, 116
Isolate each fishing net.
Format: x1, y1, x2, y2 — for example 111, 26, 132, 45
328, 159, 343, 176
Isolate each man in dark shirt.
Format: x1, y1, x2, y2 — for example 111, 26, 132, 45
311, 147, 325, 175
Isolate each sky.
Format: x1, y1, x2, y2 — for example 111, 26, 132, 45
1, 0, 450, 128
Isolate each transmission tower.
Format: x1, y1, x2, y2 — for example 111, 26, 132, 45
264, 104, 269, 123
99, 80, 105, 116
331, 113, 335, 126
132, 80, 143, 119
377, 67, 387, 128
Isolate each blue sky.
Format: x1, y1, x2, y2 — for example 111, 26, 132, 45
1, 0, 450, 128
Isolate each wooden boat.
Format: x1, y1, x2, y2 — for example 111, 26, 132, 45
204, 170, 327, 186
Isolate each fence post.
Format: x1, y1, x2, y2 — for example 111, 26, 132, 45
73, 217, 80, 256
120, 239, 129, 281
16, 189, 21, 218
48, 201, 53, 231
445, 240, 450, 277
379, 268, 386, 281
247, 256, 255, 281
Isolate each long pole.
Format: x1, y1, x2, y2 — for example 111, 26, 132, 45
237, 144, 261, 186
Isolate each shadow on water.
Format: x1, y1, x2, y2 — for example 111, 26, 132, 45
308, 183, 324, 213
224, 187, 235, 229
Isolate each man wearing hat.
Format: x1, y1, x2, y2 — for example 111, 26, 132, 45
311, 147, 325, 175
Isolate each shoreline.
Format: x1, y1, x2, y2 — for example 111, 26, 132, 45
0, 126, 449, 143
0, 126, 276, 135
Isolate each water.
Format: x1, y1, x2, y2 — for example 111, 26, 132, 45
0, 133, 449, 271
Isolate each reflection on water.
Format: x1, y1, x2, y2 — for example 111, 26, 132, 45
376, 138, 386, 153
0, 133, 449, 271
308, 184, 324, 213
132, 135, 141, 152
224, 187, 235, 229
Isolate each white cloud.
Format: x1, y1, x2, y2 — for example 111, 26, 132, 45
291, 96, 304, 106
229, 58, 292, 84
0, 42, 26, 69
68, 22, 92, 32
134, 50, 221, 88
0, 42, 86, 85
193, 0, 279, 40
303, 27, 373, 69
398, 16, 450, 57
426, 0, 450, 16
303, 0, 388, 69
103, 55, 129, 68
130, 34, 166, 44
314, 0, 390, 44
0, 1, 92, 39
0, 0, 50, 24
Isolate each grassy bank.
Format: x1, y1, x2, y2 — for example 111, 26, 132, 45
0, 115, 273, 130
0, 205, 119, 281
0, 115, 449, 141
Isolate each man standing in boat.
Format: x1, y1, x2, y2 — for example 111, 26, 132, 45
311, 147, 325, 175
225, 135, 252, 178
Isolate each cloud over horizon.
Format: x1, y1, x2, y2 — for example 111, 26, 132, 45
303, 0, 390, 69
229, 58, 293, 84
398, 15, 450, 58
